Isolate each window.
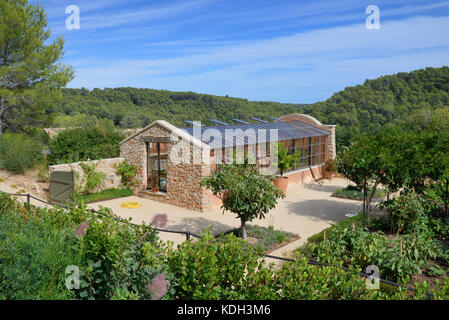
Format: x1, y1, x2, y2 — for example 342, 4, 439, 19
147, 142, 168, 192
284, 135, 327, 172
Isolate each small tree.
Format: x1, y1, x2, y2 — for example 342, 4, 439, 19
425, 133, 449, 217
336, 135, 388, 214
277, 142, 300, 177
114, 159, 138, 189
201, 164, 284, 240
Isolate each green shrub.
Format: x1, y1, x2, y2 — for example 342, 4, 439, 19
0, 194, 82, 299
114, 159, 138, 188
166, 231, 276, 299
37, 158, 49, 183
324, 158, 338, 173
48, 120, 124, 165
274, 258, 374, 300
0, 133, 44, 174
76, 205, 171, 300
79, 162, 106, 194
0, 193, 175, 300
3, 192, 449, 300
301, 225, 440, 284
379, 192, 425, 234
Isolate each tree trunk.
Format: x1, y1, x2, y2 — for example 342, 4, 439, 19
444, 179, 449, 217
367, 179, 381, 214
0, 97, 4, 138
241, 220, 247, 240
363, 182, 367, 214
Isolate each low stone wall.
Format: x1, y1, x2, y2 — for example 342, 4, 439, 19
48, 157, 125, 193
44, 127, 142, 139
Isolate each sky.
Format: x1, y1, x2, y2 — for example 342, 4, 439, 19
37, 0, 449, 103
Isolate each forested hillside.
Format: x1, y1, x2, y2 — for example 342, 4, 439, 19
50, 67, 449, 147
50, 88, 305, 128
302, 66, 449, 146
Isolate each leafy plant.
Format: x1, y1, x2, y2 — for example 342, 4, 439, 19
79, 162, 106, 194
0, 193, 83, 300
300, 224, 440, 284
379, 192, 425, 234
114, 159, 138, 188
324, 158, 337, 173
277, 142, 300, 177
48, 120, 124, 165
0, 133, 44, 174
165, 231, 275, 299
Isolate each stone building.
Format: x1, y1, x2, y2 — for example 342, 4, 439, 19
119, 114, 336, 211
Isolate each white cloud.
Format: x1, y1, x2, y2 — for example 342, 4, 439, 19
66, 15, 449, 102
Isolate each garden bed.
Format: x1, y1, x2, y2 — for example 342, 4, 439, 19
226, 225, 299, 253
299, 213, 449, 288
76, 188, 133, 203
331, 185, 386, 202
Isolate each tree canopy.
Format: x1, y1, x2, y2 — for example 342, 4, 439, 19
46, 67, 449, 149
48, 87, 305, 129
302, 66, 449, 147
0, 0, 73, 136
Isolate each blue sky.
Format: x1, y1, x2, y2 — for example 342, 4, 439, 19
37, 0, 449, 103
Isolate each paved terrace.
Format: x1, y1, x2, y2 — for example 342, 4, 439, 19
90, 178, 361, 257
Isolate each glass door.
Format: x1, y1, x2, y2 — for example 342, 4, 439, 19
147, 142, 168, 193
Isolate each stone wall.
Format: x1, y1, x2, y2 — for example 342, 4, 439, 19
44, 127, 80, 138
48, 157, 124, 193
120, 122, 211, 211
43, 127, 142, 139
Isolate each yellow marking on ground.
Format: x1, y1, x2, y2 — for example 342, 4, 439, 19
120, 201, 142, 209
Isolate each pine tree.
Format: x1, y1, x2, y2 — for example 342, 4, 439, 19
0, 0, 73, 136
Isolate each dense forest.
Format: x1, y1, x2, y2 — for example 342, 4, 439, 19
50, 88, 305, 129
302, 66, 449, 146
49, 66, 449, 147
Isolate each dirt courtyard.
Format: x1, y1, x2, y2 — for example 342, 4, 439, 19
89, 178, 362, 257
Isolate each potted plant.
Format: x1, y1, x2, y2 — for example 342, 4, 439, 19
148, 172, 159, 192
324, 158, 337, 180
273, 143, 300, 193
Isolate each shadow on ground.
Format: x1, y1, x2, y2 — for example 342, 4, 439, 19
167, 217, 236, 236
286, 199, 362, 223
300, 182, 352, 194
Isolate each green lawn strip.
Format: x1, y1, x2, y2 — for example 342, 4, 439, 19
332, 186, 387, 201
76, 188, 133, 203
225, 225, 299, 253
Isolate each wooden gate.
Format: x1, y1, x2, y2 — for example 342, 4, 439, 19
50, 171, 75, 203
